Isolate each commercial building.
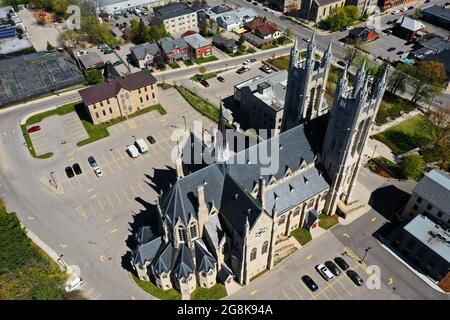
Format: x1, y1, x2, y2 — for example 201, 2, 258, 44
97, 0, 170, 15
393, 16, 426, 41
299, 0, 346, 23
154, 3, 198, 36
421, 5, 450, 30
182, 32, 212, 59
401, 170, 450, 227
216, 8, 257, 31
0, 6, 32, 56
78, 70, 159, 125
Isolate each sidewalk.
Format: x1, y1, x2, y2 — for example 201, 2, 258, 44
371, 109, 422, 135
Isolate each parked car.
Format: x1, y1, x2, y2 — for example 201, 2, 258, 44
325, 261, 342, 276
316, 264, 334, 281
387, 47, 396, 52
408, 5, 415, 10
88, 156, 97, 167
113, 15, 120, 20
200, 79, 210, 87
401, 7, 407, 12
123, 12, 129, 18
127, 144, 140, 158
115, 45, 121, 50
252, 1, 258, 5
147, 135, 156, 144
337, 60, 346, 67
334, 257, 349, 271
135, 138, 149, 153
113, 60, 123, 66
27, 125, 41, 133
301, 275, 319, 292
347, 270, 364, 286
237, 66, 250, 74
72, 163, 82, 175
104, 49, 114, 54
260, 66, 272, 74
250, 58, 257, 63
65, 166, 75, 178
65, 277, 83, 292
397, 50, 404, 55
243, 59, 251, 65
303, 37, 310, 42
217, 76, 225, 82
391, 10, 399, 14
94, 167, 103, 177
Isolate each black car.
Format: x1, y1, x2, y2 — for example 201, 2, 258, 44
217, 76, 225, 82
88, 156, 97, 167
147, 135, 156, 144
387, 47, 396, 52
334, 257, 349, 271
397, 50, 404, 55
324, 261, 342, 276
301, 275, 319, 292
237, 67, 249, 74
347, 270, 364, 286
250, 58, 257, 63
65, 166, 75, 178
72, 163, 82, 175
113, 60, 123, 66
337, 60, 346, 67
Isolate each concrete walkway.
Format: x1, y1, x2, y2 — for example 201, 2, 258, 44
371, 109, 422, 135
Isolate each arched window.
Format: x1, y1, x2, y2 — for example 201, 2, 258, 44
178, 226, 186, 243
162, 273, 167, 279
293, 207, 300, 216
250, 248, 257, 261
189, 222, 198, 239
262, 241, 269, 254
278, 215, 286, 226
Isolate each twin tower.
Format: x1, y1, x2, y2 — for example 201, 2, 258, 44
281, 32, 388, 216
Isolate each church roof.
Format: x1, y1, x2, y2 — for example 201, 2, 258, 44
204, 214, 224, 249
194, 240, 217, 273
173, 244, 195, 279
131, 236, 163, 266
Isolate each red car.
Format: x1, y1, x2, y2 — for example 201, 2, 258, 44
200, 79, 209, 88
115, 45, 121, 50
27, 126, 41, 133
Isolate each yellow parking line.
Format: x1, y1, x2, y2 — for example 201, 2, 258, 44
131, 296, 136, 300
0, 144, 10, 172
306, 254, 313, 260
289, 284, 304, 300
88, 188, 95, 193
101, 153, 114, 174
90, 194, 97, 199
298, 279, 316, 299
273, 295, 278, 300
122, 189, 130, 202
99, 255, 105, 262
138, 182, 146, 194
110, 228, 117, 234
114, 191, 122, 205
281, 290, 291, 300
68, 157, 75, 161
75, 175, 82, 188
111, 152, 122, 171
98, 199, 105, 211
316, 288, 330, 300
67, 152, 74, 157
130, 185, 138, 197
250, 290, 258, 295
75, 207, 88, 220
106, 195, 114, 209
60, 243, 68, 248
343, 233, 351, 238
27, 216, 34, 220
336, 278, 353, 297
89, 202, 97, 216
329, 283, 343, 300
371, 217, 377, 222
388, 277, 394, 286
105, 218, 112, 223
117, 149, 129, 168
66, 179, 75, 191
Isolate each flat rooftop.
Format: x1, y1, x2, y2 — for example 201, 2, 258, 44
404, 214, 450, 262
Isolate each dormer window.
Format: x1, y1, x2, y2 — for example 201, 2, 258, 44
178, 226, 186, 243
189, 222, 198, 239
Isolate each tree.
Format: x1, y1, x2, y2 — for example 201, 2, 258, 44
344, 5, 360, 21
199, 20, 209, 37
387, 63, 411, 95
322, 5, 360, 31
85, 69, 104, 85
401, 155, 425, 180
198, 66, 207, 74
81, 15, 119, 45
52, 0, 70, 16
58, 29, 81, 48
410, 8, 422, 19
286, 27, 294, 38
408, 60, 446, 104
132, 18, 150, 44
423, 104, 450, 170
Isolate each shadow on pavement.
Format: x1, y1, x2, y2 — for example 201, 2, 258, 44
368, 184, 410, 222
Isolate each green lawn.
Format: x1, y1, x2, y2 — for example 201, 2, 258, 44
373, 115, 432, 155
375, 93, 418, 125
190, 284, 227, 300
132, 275, 181, 300
176, 86, 219, 122
169, 62, 180, 69
190, 72, 219, 82
194, 55, 218, 64
77, 104, 166, 146
291, 228, 312, 245
318, 214, 339, 230
261, 44, 278, 50
184, 59, 194, 66
267, 56, 289, 70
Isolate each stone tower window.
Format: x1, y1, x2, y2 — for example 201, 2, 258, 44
262, 241, 269, 254
178, 226, 186, 243
250, 248, 257, 261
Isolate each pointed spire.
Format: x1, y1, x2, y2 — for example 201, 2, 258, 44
289, 36, 299, 68
324, 37, 332, 63
353, 61, 366, 96
218, 101, 226, 147
307, 30, 316, 62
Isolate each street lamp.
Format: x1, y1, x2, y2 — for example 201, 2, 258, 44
57, 254, 66, 268
360, 246, 372, 264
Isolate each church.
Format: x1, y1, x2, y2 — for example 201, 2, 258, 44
131, 33, 388, 296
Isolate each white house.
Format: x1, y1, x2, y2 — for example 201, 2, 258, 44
216, 8, 256, 31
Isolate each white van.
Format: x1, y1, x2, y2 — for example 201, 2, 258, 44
127, 144, 140, 158
135, 138, 149, 154
65, 277, 83, 292
134, 8, 142, 16
316, 264, 334, 281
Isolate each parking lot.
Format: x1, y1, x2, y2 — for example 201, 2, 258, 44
34, 88, 215, 249
366, 33, 415, 62
229, 232, 400, 300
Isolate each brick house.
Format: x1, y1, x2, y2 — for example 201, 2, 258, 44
182, 32, 213, 59
157, 37, 189, 62
394, 16, 426, 41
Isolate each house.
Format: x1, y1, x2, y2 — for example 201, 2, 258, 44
377, 0, 414, 10
412, 37, 450, 60
394, 16, 426, 41
78, 52, 105, 71
157, 37, 189, 62
182, 32, 212, 59
299, 0, 346, 23
345, 0, 377, 15
78, 70, 158, 125
267, 0, 300, 13
243, 20, 282, 48
130, 42, 160, 68
212, 34, 238, 53
154, 3, 198, 36
347, 27, 379, 43
216, 8, 256, 31
421, 5, 450, 31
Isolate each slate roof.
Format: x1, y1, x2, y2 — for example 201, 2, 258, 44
173, 244, 195, 279
135, 226, 155, 245
130, 42, 160, 60
194, 240, 217, 273
212, 34, 237, 49
421, 37, 450, 53
217, 262, 234, 282
79, 70, 157, 105
413, 170, 450, 214
78, 52, 104, 70
151, 241, 175, 275
422, 5, 450, 22
154, 3, 194, 20
103, 61, 121, 82
183, 33, 211, 49
204, 214, 224, 249
131, 236, 163, 266
265, 167, 329, 215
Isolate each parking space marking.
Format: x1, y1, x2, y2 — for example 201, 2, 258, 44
90, 194, 97, 199
328, 283, 343, 300
289, 285, 304, 300
117, 149, 130, 168
298, 279, 316, 300
82, 171, 92, 185
371, 217, 377, 222
343, 233, 351, 239
105, 218, 112, 223
60, 243, 68, 248
122, 189, 131, 202
27, 216, 35, 220
106, 195, 114, 209
89, 202, 97, 216
88, 188, 95, 193
306, 254, 313, 260
75, 207, 88, 220
130, 185, 138, 197
388, 277, 394, 285
101, 153, 114, 175
281, 290, 291, 300
65, 179, 74, 191
0, 143, 9, 172
316, 288, 330, 300
336, 278, 353, 297
114, 191, 122, 205
110, 228, 117, 234
138, 181, 146, 194
75, 175, 83, 188
273, 295, 278, 300
97, 199, 105, 212
110, 151, 122, 171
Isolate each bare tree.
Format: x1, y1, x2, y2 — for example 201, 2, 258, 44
423, 104, 450, 169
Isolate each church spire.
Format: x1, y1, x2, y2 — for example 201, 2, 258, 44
289, 36, 299, 69
323, 38, 332, 65
306, 30, 316, 62
353, 61, 366, 96
336, 62, 349, 97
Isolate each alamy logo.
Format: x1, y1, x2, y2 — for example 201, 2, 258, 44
65, 5, 81, 30
170, 121, 281, 175
366, 265, 381, 290
365, 6, 383, 33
